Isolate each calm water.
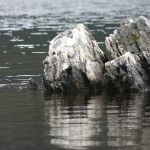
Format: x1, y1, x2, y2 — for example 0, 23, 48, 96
0, 0, 150, 149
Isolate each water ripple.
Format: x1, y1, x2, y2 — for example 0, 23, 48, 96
43, 93, 150, 150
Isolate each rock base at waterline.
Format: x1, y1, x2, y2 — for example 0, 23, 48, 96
43, 16, 150, 92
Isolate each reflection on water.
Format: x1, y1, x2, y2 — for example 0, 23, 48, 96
0, 0, 150, 149
0, 88, 149, 150
44, 92, 150, 150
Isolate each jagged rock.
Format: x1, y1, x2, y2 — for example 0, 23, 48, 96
43, 24, 105, 91
43, 16, 150, 92
105, 16, 150, 61
105, 52, 148, 92
105, 16, 150, 91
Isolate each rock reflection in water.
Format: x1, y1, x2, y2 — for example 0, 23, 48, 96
44, 93, 104, 149
44, 92, 150, 150
107, 94, 143, 149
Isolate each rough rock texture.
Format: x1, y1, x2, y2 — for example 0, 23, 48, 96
43, 24, 105, 91
105, 16, 150, 91
105, 52, 148, 91
43, 16, 150, 92
105, 16, 150, 61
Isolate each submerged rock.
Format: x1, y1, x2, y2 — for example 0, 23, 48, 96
105, 16, 150, 91
43, 24, 105, 91
28, 78, 38, 90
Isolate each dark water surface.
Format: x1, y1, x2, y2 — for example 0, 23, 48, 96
0, 0, 150, 149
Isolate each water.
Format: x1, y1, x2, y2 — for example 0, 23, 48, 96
0, 89, 150, 150
0, 0, 150, 149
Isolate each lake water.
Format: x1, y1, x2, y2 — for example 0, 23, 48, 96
0, 0, 150, 149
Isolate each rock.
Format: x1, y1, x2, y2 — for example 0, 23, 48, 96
105, 16, 150, 61
28, 78, 38, 90
43, 24, 105, 91
43, 16, 150, 92
42, 78, 54, 91
105, 52, 148, 92
105, 16, 150, 91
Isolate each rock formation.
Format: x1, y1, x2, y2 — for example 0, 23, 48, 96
105, 16, 150, 92
105, 52, 147, 91
105, 16, 150, 61
43, 16, 150, 92
43, 24, 105, 91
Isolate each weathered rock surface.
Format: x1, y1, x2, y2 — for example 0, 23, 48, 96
105, 16, 150, 61
105, 16, 150, 92
105, 52, 148, 91
43, 16, 150, 92
43, 24, 105, 91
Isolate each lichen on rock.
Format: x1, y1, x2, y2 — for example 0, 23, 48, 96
105, 16, 150, 92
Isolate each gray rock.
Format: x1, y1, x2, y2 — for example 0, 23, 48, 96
43, 16, 150, 92
28, 78, 38, 90
105, 16, 150, 91
105, 16, 150, 63
105, 52, 148, 92
43, 24, 105, 91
